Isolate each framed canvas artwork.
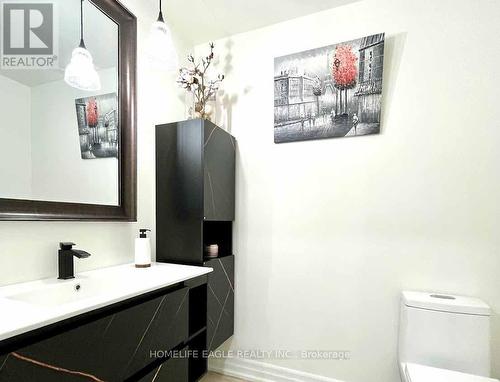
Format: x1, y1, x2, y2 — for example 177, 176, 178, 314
274, 33, 385, 143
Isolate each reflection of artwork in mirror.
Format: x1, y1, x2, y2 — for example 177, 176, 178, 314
75, 93, 118, 159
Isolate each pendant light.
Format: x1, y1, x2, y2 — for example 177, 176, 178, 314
146, 0, 178, 71
64, 0, 101, 91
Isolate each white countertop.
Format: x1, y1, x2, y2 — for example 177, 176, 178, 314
0, 262, 212, 342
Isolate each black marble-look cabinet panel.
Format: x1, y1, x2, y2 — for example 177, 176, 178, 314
138, 347, 189, 382
156, 119, 236, 265
203, 122, 236, 221
205, 256, 234, 351
0, 287, 190, 382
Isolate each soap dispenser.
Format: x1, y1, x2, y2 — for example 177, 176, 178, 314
135, 229, 152, 268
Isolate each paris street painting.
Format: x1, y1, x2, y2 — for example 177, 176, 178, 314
274, 33, 385, 143
75, 93, 119, 159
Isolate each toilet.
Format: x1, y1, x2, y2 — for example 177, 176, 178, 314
398, 291, 499, 382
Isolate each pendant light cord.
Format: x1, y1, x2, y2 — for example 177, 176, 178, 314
157, 0, 164, 22
79, 0, 86, 48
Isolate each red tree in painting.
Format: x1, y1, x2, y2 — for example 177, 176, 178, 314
86, 98, 99, 127
332, 44, 358, 114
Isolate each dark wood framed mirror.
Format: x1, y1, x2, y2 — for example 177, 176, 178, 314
0, 0, 136, 221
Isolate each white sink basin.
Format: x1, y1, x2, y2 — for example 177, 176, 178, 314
6, 277, 121, 307
0, 262, 213, 342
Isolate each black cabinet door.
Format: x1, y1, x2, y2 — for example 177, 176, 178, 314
156, 120, 205, 265
203, 121, 236, 222
0, 287, 189, 382
205, 256, 234, 351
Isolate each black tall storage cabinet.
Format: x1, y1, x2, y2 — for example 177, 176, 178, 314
156, 119, 235, 354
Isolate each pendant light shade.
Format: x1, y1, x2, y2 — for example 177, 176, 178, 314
64, 0, 101, 91
65, 46, 101, 91
146, 0, 178, 70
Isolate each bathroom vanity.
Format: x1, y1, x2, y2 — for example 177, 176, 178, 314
0, 0, 229, 380
0, 263, 212, 381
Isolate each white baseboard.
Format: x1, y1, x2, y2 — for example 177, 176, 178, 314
209, 357, 345, 382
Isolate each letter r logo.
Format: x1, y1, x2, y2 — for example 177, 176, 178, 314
2, 3, 53, 55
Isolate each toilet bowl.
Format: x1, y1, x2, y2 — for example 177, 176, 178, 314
398, 291, 499, 382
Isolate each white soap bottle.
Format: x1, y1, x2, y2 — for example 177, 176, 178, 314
135, 229, 152, 268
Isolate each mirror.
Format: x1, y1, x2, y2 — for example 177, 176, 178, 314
0, 0, 136, 220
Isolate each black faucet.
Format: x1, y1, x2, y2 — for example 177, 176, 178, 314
58, 242, 91, 280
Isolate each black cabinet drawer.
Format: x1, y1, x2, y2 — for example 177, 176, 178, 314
0, 287, 189, 382
205, 256, 234, 351
124, 287, 189, 376
138, 347, 189, 382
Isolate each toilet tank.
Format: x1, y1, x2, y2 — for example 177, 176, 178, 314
398, 291, 491, 377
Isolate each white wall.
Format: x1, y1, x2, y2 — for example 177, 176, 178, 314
0, 0, 187, 285
0, 75, 32, 200
30, 68, 119, 206
195, 0, 500, 381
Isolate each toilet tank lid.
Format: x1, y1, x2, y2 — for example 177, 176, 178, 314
402, 291, 491, 316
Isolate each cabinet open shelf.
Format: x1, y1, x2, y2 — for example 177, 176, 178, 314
203, 253, 233, 262
203, 221, 232, 261
189, 284, 207, 336
188, 330, 207, 382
